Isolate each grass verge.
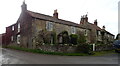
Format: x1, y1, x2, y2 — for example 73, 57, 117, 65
4, 46, 117, 56
92, 50, 118, 56
4, 46, 89, 56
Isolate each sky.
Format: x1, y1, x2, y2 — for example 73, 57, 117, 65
0, 0, 119, 37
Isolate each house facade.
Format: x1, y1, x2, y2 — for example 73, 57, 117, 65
80, 15, 114, 44
3, 2, 114, 49
116, 33, 120, 40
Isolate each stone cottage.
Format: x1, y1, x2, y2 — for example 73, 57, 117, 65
80, 15, 114, 44
3, 1, 114, 49
4, 2, 91, 48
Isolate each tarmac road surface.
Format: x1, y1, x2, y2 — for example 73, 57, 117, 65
1, 48, 120, 64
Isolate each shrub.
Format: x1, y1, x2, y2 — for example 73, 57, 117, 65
76, 43, 93, 54
70, 34, 78, 45
77, 35, 86, 44
77, 31, 86, 44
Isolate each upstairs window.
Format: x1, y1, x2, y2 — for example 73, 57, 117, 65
12, 26, 14, 31
98, 31, 101, 35
18, 23, 20, 32
17, 35, 20, 44
46, 21, 53, 31
71, 26, 76, 34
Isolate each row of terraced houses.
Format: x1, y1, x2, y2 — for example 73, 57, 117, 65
2, 2, 114, 49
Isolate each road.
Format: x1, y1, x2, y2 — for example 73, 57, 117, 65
1, 48, 120, 64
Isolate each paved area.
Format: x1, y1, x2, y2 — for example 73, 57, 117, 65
1, 48, 120, 64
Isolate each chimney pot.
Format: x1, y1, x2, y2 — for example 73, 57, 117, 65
53, 9, 58, 18
102, 25, 105, 29
94, 19, 97, 26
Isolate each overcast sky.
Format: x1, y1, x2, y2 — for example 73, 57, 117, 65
0, 0, 119, 36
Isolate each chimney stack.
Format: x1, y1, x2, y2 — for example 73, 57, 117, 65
102, 25, 105, 30
53, 9, 58, 18
94, 19, 97, 26
80, 14, 88, 24
21, 0, 27, 12
84, 14, 88, 22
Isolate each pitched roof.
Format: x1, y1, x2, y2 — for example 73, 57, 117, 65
89, 23, 101, 30
27, 10, 89, 29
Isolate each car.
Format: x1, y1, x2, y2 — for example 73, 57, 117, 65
113, 40, 120, 53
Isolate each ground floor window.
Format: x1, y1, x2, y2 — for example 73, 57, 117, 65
11, 36, 13, 41
17, 35, 20, 44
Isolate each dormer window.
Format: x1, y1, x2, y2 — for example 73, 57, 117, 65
12, 26, 14, 31
18, 23, 20, 32
46, 21, 53, 31
71, 26, 76, 34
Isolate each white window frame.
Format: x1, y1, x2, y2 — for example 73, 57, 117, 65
98, 31, 101, 35
11, 36, 13, 41
71, 26, 76, 34
17, 35, 20, 44
12, 26, 14, 31
84, 30, 87, 36
18, 23, 20, 32
46, 21, 53, 31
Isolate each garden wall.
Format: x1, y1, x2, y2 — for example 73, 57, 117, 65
38, 44, 114, 53
38, 44, 77, 53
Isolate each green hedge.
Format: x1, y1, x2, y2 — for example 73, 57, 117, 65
70, 34, 78, 45
76, 43, 93, 54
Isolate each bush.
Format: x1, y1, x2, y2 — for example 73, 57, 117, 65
70, 34, 78, 45
76, 43, 93, 54
77, 35, 86, 44
77, 31, 86, 44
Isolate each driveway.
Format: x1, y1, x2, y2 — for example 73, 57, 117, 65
1, 48, 120, 64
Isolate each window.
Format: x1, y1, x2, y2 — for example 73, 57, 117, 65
108, 34, 110, 37
71, 26, 76, 34
12, 26, 14, 31
112, 36, 114, 39
46, 21, 53, 31
17, 35, 20, 44
18, 23, 20, 32
11, 36, 13, 41
104, 33, 106, 36
98, 31, 101, 35
85, 30, 87, 36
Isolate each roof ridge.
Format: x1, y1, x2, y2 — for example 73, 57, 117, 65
27, 10, 78, 24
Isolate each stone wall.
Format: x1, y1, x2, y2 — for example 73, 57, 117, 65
95, 44, 114, 51
32, 18, 91, 45
38, 44, 77, 53
38, 44, 114, 53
